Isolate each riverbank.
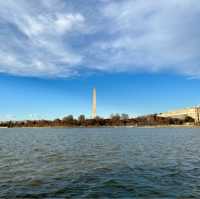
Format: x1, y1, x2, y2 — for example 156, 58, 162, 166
1, 124, 200, 129
0, 115, 195, 128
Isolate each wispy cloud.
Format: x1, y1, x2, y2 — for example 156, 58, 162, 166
90, 0, 200, 76
0, 0, 199, 77
0, 0, 84, 77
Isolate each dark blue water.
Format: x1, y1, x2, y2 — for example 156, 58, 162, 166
0, 128, 200, 198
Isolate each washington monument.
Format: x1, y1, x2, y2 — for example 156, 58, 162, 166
92, 87, 96, 118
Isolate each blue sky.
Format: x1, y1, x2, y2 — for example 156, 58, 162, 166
0, 0, 200, 120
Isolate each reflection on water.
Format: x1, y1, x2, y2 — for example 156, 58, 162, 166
0, 128, 200, 198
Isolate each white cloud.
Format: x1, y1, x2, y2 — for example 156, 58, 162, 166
90, 0, 200, 77
0, 0, 199, 77
55, 13, 85, 34
0, 0, 84, 77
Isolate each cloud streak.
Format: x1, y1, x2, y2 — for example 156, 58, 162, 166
0, 0, 199, 77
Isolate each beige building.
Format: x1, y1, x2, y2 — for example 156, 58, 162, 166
159, 106, 200, 123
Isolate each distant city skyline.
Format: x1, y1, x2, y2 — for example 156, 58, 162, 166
0, 73, 200, 121
0, 0, 200, 120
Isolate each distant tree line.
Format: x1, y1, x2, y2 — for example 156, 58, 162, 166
0, 114, 195, 128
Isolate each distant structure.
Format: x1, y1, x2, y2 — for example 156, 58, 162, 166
159, 106, 200, 123
92, 87, 96, 118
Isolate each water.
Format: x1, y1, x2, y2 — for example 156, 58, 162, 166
0, 128, 200, 198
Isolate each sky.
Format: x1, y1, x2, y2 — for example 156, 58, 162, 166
0, 0, 200, 120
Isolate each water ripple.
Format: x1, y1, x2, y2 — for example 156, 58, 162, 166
0, 128, 200, 198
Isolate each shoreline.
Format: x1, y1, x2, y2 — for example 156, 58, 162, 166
1, 124, 200, 129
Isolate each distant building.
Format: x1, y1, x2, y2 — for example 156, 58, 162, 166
159, 106, 200, 123
92, 88, 96, 118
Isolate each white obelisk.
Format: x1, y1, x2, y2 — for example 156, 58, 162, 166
92, 87, 96, 118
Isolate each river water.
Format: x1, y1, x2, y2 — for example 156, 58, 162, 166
0, 128, 200, 198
